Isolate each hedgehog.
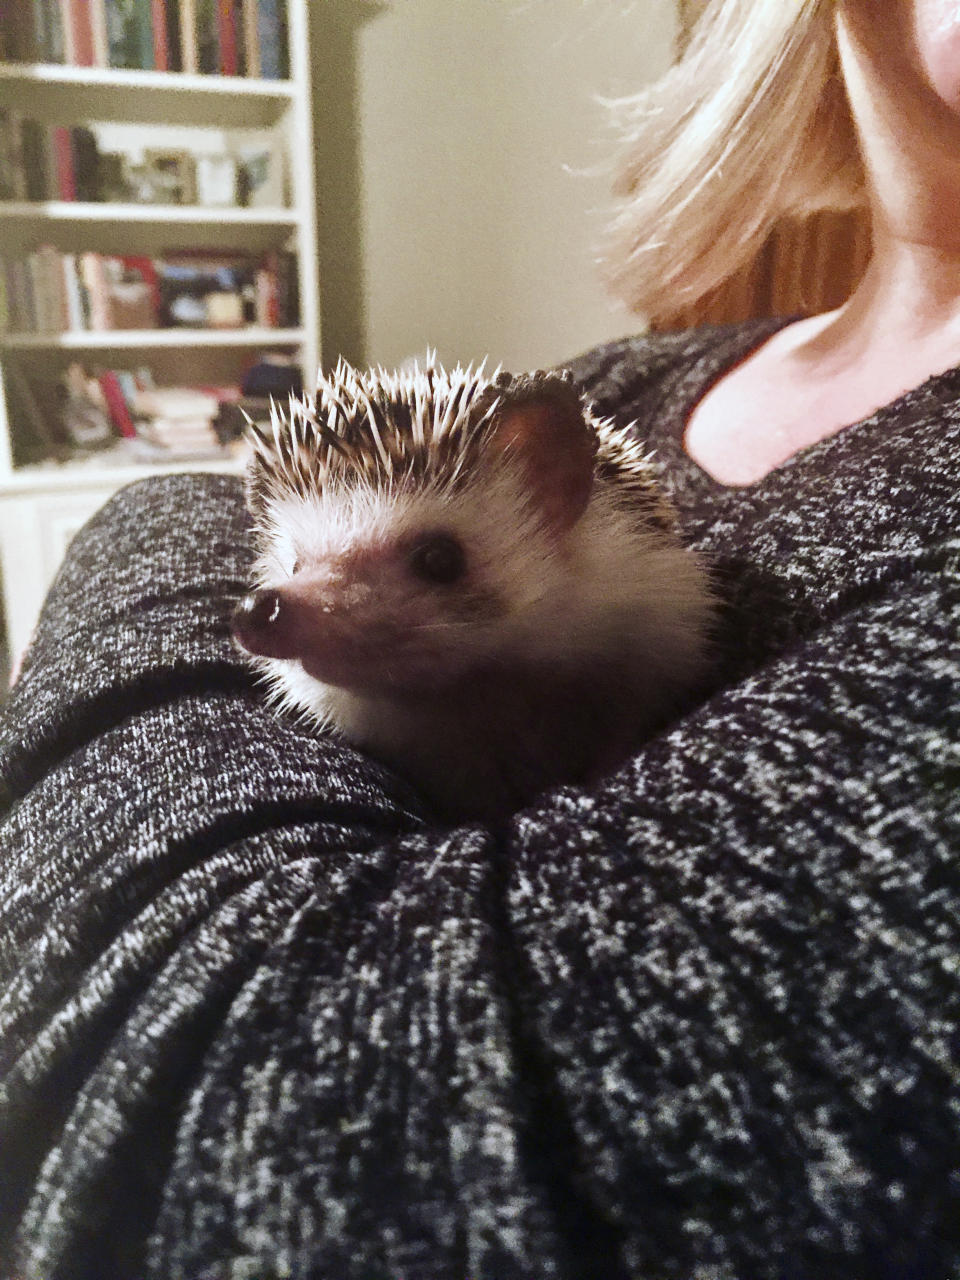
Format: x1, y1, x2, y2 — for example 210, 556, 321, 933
231, 357, 714, 821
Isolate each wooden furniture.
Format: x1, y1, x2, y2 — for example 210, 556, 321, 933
0, 1, 319, 667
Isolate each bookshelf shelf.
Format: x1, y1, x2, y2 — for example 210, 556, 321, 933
0, 202, 299, 254
0, 0, 321, 666
0, 63, 295, 128
0, 327, 306, 351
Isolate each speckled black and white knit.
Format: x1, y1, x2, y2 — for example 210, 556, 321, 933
1, 322, 958, 1280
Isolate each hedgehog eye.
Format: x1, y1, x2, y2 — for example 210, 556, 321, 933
408, 533, 466, 585
291, 556, 302, 576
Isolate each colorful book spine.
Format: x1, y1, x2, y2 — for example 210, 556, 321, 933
64, 0, 96, 64
51, 126, 76, 201
179, 0, 197, 71
79, 252, 110, 330
62, 254, 84, 330
35, 0, 66, 62
217, 0, 237, 74
195, 0, 218, 73
0, 248, 283, 334
98, 369, 138, 438
240, 0, 259, 77
20, 120, 51, 200
256, 0, 286, 79
151, 0, 169, 68
105, 0, 154, 68
0, 108, 25, 200
120, 254, 162, 314
90, 0, 110, 64
164, 0, 183, 71
71, 126, 100, 203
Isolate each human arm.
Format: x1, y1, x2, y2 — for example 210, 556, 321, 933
1, 470, 958, 1280
506, 543, 960, 1278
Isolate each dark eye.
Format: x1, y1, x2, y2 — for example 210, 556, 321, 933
408, 532, 466, 585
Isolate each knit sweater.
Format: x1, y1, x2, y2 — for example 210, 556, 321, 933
1, 322, 958, 1280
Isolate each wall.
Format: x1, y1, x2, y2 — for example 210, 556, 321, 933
309, 0, 677, 372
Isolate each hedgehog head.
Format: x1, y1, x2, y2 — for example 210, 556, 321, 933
234, 356, 700, 711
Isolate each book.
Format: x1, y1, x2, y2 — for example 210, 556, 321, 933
71, 127, 101, 202
151, 0, 169, 68
1, 0, 39, 60
256, 0, 287, 79
90, 0, 110, 64
62, 253, 85, 330
196, 0, 219, 73
98, 368, 138, 438
63, 0, 96, 65
179, 0, 197, 71
217, 0, 237, 74
0, 109, 26, 200
105, 0, 154, 68
164, 0, 183, 71
20, 120, 51, 200
51, 125, 76, 201
79, 252, 110, 330
240, 0, 259, 76
133, 385, 221, 418
254, 261, 276, 327
34, 0, 66, 62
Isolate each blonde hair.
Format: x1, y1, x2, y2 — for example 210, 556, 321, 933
607, 0, 865, 323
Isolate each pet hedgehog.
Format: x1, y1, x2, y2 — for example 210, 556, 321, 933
231, 358, 714, 821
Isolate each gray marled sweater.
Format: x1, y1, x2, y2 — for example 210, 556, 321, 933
1, 323, 958, 1280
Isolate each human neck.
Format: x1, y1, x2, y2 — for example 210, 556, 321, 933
799, 229, 960, 371
831, 1, 960, 358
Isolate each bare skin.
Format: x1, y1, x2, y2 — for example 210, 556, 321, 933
685, 0, 960, 486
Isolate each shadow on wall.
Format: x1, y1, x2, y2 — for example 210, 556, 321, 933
308, 1, 385, 370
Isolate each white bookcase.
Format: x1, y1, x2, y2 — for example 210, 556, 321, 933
0, 0, 319, 668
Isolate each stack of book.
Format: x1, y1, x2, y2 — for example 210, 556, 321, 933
67, 364, 244, 457
0, 249, 299, 334
0, 0, 289, 78
130, 384, 226, 456
5, 351, 284, 465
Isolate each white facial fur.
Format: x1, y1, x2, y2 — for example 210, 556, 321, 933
249, 453, 713, 764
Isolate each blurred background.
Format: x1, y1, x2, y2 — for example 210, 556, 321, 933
309, 0, 677, 371
0, 0, 679, 679
0, 0, 863, 680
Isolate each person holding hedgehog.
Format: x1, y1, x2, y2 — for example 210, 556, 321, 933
0, 2, 957, 1279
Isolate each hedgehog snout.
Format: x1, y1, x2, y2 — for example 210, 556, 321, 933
232, 588, 290, 659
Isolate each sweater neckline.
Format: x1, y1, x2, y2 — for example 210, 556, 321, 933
651, 316, 960, 501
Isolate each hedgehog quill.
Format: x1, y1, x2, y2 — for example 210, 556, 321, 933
231, 358, 714, 821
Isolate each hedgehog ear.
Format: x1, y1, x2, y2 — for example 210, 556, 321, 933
488, 377, 597, 534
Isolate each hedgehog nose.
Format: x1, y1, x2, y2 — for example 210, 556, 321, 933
231, 588, 285, 655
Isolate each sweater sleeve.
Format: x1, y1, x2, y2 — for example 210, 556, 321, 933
0, 476, 572, 1280
506, 539, 960, 1278
2, 472, 958, 1280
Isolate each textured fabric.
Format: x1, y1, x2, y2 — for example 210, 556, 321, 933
1, 322, 958, 1280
